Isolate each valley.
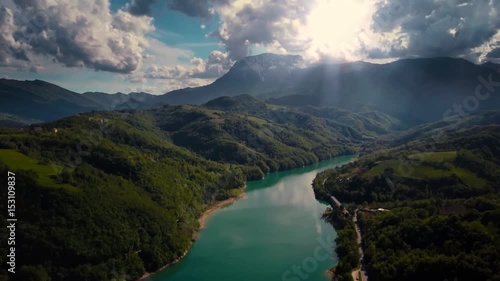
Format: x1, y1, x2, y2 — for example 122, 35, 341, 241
0, 97, 367, 280
0, 54, 499, 281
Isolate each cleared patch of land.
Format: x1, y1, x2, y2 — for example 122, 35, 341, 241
246, 115, 268, 125
0, 149, 77, 191
408, 151, 457, 162
364, 151, 487, 187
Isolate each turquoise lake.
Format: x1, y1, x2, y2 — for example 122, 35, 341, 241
148, 155, 354, 281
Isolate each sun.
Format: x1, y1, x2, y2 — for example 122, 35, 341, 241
304, 0, 375, 60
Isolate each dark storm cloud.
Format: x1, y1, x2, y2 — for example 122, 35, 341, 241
367, 0, 500, 59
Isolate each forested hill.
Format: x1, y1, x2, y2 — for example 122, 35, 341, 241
0, 97, 378, 281
313, 112, 500, 281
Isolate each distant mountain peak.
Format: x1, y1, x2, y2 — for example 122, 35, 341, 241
226, 53, 303, 83
241, 52, 302, 61
234, 53, 302, 71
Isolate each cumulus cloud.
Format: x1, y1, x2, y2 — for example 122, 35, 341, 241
364, 0, 500, 60
192, 50, 233, 78
143, 50, 232, 79
167, 0, 500, 63
168, 0, 374, 62
0, 0, 154, 73
210, 0, 315, 60
0, 6, 28, 66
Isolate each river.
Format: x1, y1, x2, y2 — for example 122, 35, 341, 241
147, 155, 355, 281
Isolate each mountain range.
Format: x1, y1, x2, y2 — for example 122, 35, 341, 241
2, 54, 500, 127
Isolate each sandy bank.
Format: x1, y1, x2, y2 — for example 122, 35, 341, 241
325, 269, 335, 280
136, 191, 247, 281
197, 192, 247, 231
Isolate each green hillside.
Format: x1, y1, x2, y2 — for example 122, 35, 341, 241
313, 123, 500, 281
0, 149, 76, 191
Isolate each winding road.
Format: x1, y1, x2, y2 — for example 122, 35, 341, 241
328, 195, 368, 281
352, 209, 368, 281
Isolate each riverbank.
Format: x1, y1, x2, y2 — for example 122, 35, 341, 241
136, 249, 189, 281
135, 190, 247, 281
198, 192, 247, 231
325, 268, 335, 280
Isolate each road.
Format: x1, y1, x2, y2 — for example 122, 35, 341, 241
328, 195, 368, 281
353, 209, 368, 281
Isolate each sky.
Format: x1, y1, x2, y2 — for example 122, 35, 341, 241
0, 0, 499, 94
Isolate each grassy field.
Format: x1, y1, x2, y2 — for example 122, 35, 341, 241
246, 115, 268, 125
364, 153, 487, 187
364, 160, 401, 178
408, 165, 451, 179
366, 151, 458, 178
408, 151, 457, 162
451, 167, 488, 187
0, 149, 78, 191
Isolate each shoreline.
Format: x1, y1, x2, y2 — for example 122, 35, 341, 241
197, 192, 247, 232
136, 189, 247, 281
325, 269, 335, 280
135, 155, 355, 281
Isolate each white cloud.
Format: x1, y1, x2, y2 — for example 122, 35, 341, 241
363, 0, 500, 60
205, 0, 383, 63
143, 37, 194, 66
0, 0, 156, 73
139, 50, 233, 80
176, 0, 500, 63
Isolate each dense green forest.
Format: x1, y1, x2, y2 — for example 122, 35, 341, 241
0, 98, 371, 281
322, 207, 360, 281
313, 114, 500, 281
